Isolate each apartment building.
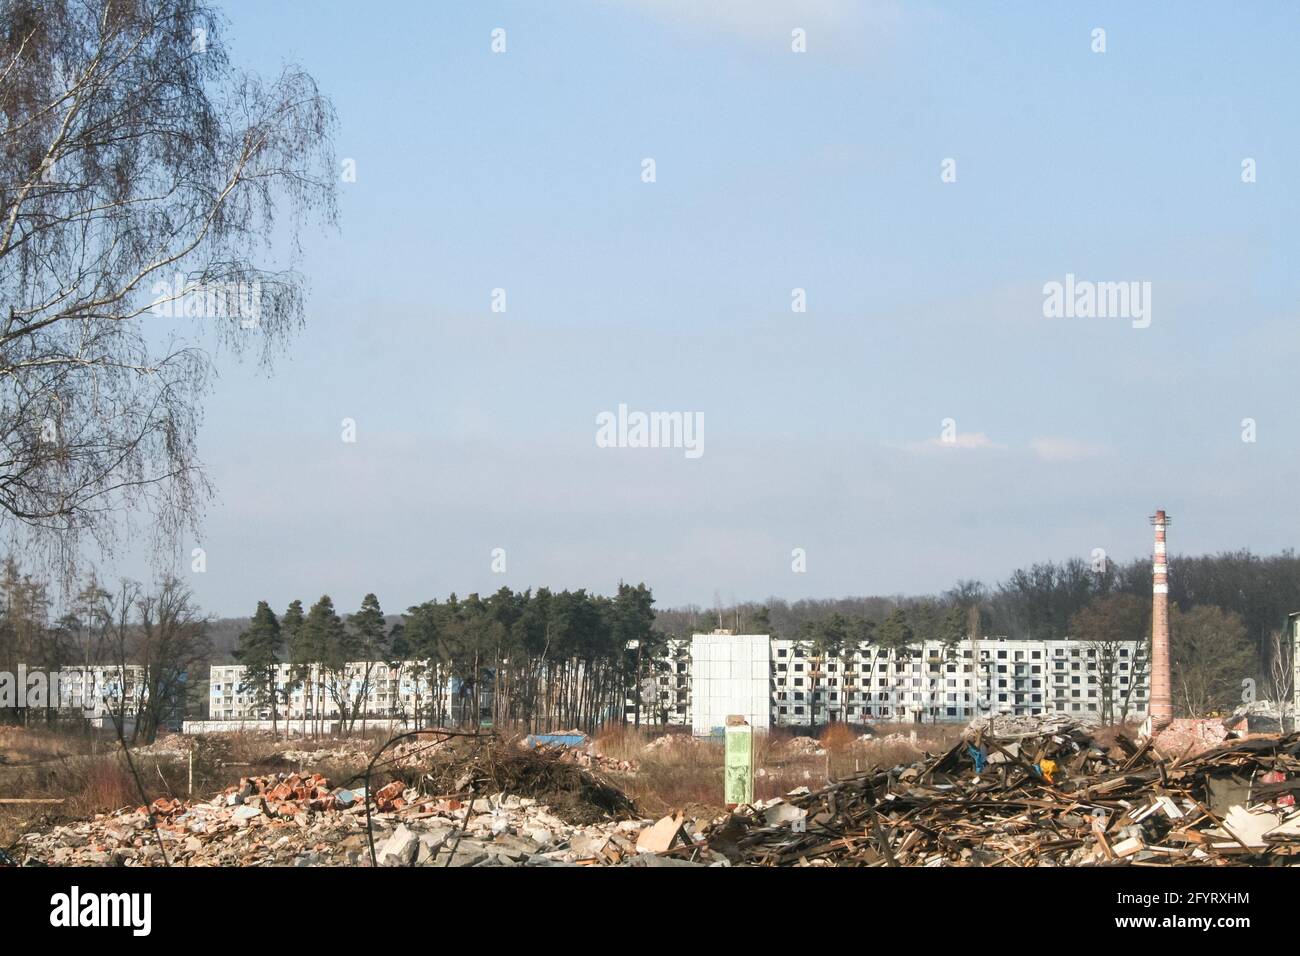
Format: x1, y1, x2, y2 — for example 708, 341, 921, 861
208, 661, 473, 723
640, 634, 1148, 729
53, 664, 149, 720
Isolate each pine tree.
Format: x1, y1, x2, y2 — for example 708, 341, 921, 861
877, 609, 915, 720
281, 600, 307, 731
348, 593, 388, 733
305, 595, 349, 734
234, 601, 282, 734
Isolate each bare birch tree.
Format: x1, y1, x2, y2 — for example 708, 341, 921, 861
0, 0, 337, 573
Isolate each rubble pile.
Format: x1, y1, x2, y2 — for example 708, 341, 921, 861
420, 738, 636, 824
280, 743, 376, 765
704, 723, 1300, 866
781, 736, 827, 757
132, 733, 379, 768
1229, 699, 1294, 734
13, 742, 693, 867
128, 734, 192, 760
1150, 718, 1230, 757
854, 732, 915, 748
964, 712, 1096, 737
369, 732, 461, 769
534, 744, 637, 775
644, 733, 706, 753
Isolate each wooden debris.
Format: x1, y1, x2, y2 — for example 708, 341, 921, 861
703, 723, 1300, 867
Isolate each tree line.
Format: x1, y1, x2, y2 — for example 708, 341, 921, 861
5, 546, 1294, 737
658, 550, 1299, 720
0, 558, 208, 742
233, 583, 659, 735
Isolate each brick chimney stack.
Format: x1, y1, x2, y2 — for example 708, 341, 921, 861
1149, 510, 1173, 726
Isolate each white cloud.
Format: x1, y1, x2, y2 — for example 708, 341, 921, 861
899, 432, 1005, 453
1029, 437, 1106, 462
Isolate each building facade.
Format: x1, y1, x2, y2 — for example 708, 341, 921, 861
641, 633, 1149, 730
207, 661, 482, 724
204, 633, 1149, 731
688, 632, 771, 735
50, 664, 149, 721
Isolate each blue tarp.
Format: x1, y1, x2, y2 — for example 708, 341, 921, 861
525, 733, 588, 749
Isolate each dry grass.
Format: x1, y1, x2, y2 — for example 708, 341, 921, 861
0, 724, 99, 764
593, 724, 663, 762
67, 757, 140, 817
622, 737, 724, 818
603, 721, 972, 816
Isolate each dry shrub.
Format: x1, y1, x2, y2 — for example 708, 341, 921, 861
220, 730, 286, 765
818, 723, 858, 753
68, 757, 140, 816
754, 726, 790, 766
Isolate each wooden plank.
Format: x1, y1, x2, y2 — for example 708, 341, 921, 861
0, 798, 66, 804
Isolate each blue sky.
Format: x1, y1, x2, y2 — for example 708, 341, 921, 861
115, 1, 1300, 617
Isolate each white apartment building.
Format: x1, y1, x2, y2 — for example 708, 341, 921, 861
640, 634, 1148, 730
208, 661, 462, 722
689, 632, 771, 735
52, 664, 149, 721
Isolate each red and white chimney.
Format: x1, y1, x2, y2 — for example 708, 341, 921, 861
1149, 510, 1173, 726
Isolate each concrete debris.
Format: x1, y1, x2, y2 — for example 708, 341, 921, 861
762, 802, 808, 829
1228, 700, 1294, 735
132, 733, 380, 767
703, 723, 1300, 866
530, 742, 637, 775
964, 712, 1095, 738
126, 734, 192, 760
281, 745, 374, 765
16, 779, 667, 868
855, 732, 915, 748
14, 739, 686, 868
781, 736, 826, 757
635, 813, 688, 854
378, 824, 420, 866
645, 734, 705, 753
